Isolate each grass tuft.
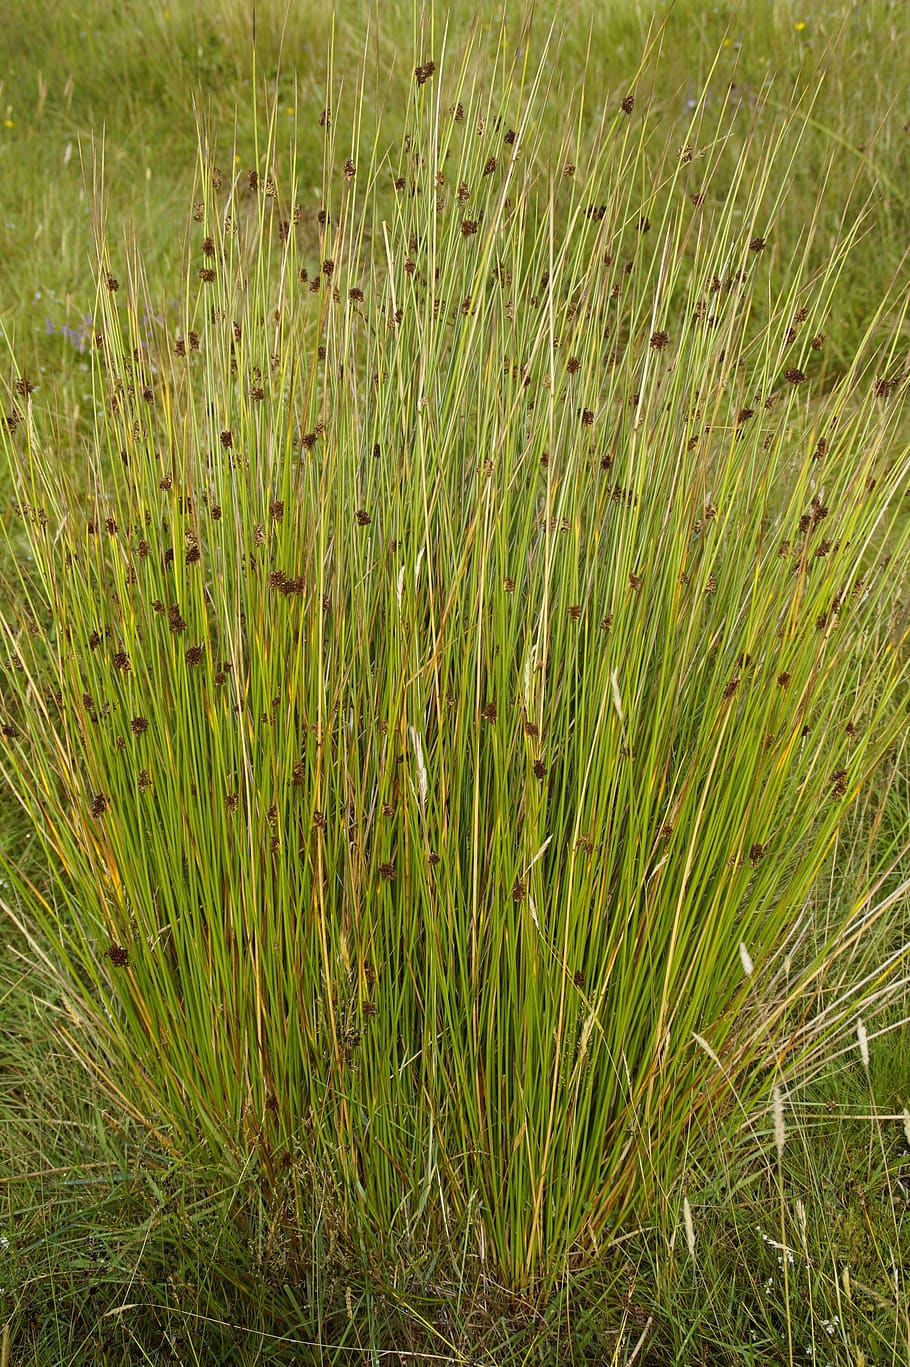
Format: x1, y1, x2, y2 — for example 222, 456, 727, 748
0, 4, 908, 1359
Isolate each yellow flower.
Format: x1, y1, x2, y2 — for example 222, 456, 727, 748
3, 119, 14, 128
794, 20, 806, 30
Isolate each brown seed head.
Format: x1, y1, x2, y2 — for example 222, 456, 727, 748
621, 94, 635, 114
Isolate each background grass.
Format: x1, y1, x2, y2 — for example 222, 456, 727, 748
1, 1, 908, 1362
2, 1, 908, 332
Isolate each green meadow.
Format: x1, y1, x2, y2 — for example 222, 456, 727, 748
0, 2, 908, 1361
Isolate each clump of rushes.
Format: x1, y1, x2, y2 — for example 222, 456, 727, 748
1, 24, 908, 1295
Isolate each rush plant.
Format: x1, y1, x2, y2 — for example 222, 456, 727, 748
1, 24, 908, 1293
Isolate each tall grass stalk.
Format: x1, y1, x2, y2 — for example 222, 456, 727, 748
1, 25, 908, 1290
